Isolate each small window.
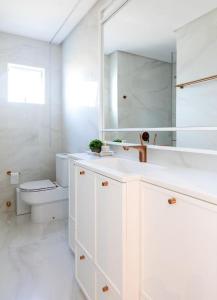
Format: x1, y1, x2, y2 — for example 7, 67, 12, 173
8, 64, 45, 104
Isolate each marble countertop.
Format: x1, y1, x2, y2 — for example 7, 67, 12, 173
68, 152, 102, 161
73, 156, 217, 206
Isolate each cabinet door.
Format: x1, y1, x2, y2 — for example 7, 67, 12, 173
96, 271, 121, 300
96, 175, 124, 293
76, 166, 95, 257
141, 183, 217, 300
75, 245, 95, 300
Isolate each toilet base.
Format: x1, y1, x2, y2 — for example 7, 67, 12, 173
31, 199, 68, 223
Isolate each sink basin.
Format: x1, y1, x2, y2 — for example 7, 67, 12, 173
84, 157, 164, 176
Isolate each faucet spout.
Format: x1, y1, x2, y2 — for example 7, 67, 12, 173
137, 145, 147, 162
123, 145, 147, 162
123, 133, 148, 162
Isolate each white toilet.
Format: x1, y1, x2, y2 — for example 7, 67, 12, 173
16, 153, 69, 223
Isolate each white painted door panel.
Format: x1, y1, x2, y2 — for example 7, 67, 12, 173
96, 175, 124, 293
96, 270, 121, 300
141, 183, 217, 300
76, 245, 95, 300
76, 167, 95, 257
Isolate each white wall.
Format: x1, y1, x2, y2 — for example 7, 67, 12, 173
62, 1, 105, 153
0, 32, 62, 212
176, 8, 217, 150
62, 1, 217, 173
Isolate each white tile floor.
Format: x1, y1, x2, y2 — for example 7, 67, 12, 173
0, 212, 85, 300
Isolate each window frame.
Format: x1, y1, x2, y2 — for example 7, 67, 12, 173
7, 63, 46, 105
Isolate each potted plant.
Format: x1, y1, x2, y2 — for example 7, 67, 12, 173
89, 139, 103, 153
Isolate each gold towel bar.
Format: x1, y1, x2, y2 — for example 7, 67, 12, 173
176, 74, 217, 89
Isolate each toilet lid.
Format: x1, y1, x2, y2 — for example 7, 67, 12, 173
20, 180, 57, 191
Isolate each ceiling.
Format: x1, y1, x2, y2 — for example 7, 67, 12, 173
104, 0, 217, 62
0, 0, 98, 44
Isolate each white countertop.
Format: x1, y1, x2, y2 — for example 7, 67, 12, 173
73, 156, 217, 206
141, 166, 217, 205
68, 152, 102, 161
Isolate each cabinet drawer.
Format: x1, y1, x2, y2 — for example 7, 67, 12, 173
96, 271, 121, 300
75, 245, 95, 300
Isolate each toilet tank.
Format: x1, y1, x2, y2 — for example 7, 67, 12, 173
56, 153, 69, 187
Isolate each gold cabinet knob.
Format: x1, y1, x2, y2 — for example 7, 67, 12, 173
80, 171, 85, 175
102, 181, 109, 187
80, 255, 85, 260
168, 198, 176, 205
102, 286, 109, 293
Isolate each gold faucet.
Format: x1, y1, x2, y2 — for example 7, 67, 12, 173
123, 133, 147, 163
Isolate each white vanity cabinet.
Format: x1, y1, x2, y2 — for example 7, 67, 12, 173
73, 163, 140, 300
141, 182, 217, 300
69, 157, 217, 300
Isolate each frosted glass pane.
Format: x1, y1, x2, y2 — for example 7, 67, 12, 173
8, 64, 45, 104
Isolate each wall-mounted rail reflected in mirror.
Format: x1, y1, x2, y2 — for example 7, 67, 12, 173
176, 75, 217, 89
102, 0, 217, 152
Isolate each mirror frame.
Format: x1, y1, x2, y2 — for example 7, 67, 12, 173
99, 0, 217, 155
99, 0, 131, 139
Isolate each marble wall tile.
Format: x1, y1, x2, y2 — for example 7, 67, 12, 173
62, 0, 108, 153
118, 52, 172, 127
104, 51, 173, 145
0, 32, 62, 212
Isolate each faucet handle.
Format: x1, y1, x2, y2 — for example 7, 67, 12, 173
141, 132, 150, 144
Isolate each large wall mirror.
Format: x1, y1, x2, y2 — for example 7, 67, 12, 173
101, 0, 217, 151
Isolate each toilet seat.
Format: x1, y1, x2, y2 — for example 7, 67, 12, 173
19, 184, 68, 205
16, 153, 69, 223
20, 180, 57, 192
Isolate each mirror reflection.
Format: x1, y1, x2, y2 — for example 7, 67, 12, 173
103, 0, 217, 150
103, 0, 177, 144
